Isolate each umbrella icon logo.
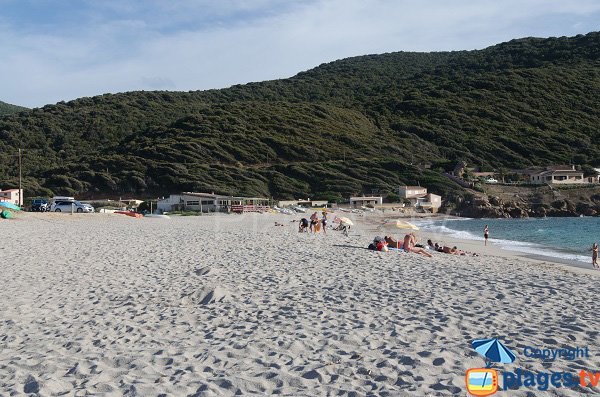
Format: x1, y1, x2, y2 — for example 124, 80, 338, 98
466, 338, 516, 396
472, 338, 516, 366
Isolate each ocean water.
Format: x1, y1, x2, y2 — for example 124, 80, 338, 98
416, 217, 600, 264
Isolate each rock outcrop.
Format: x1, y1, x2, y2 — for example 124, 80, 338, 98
455, 195, 600, 218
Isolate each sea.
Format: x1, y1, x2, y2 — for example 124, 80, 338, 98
416, 217, 600, 265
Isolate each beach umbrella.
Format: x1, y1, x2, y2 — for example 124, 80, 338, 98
394, 220, 419, 230
0, 202, 20, 211
336, 216, 354, 225
472, 338, 516, 365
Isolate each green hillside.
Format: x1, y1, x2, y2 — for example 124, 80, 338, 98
0, 100, 28, 116
0, 32, 599, 201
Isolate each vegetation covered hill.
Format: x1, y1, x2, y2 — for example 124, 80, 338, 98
0, 100, 28, 116
0, 32, 599, 203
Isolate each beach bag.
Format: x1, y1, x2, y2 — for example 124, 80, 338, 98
368, 243, 377, 251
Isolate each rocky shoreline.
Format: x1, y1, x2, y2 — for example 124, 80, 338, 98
455, 194, 600, 218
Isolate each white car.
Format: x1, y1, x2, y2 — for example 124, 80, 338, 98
484, 178, 498, 183
51, 200, 95, 213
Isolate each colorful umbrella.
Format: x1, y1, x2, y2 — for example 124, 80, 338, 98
472, 338, 516, 365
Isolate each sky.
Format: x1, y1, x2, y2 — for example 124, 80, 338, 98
1, 0, 599, 108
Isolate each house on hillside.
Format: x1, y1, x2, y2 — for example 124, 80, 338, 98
399, 185, 442, 213
157, 192, 270, 213
399, 186, 427, 201
593, 169, 600, 184
416, 194, 442, 213
0, 189, 23, 206
526, 165, 592, 185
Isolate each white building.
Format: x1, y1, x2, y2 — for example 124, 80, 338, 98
0, 189, 23, 206
157, 192, 270, 213
416, 193, 442, 213
277, 199, 329, 207
527, 165, 589, 185
399, 186, 427, 199
399, 185, 442, 212
349, 196, 383, 208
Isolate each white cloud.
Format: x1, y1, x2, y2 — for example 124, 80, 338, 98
1, 0, 599, 107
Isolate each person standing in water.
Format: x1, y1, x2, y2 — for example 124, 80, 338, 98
591, 242, 598, 269
484, 225, 489, 246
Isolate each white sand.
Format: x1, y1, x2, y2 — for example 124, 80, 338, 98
1, 212, 599, 396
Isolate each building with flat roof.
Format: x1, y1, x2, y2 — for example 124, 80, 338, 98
157, 192, 270, 213
277, 199, 329, 208
349, 196, 383, 208
398, 185, 442, 212
416, 193, 442, 213
399, 186, 427, 199
526, 165, 591, 185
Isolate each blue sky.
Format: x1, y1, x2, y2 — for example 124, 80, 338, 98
1, 0, 599, 107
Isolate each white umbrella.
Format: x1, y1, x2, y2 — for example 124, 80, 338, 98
336, 216, 354, 226
393, 220, 419, 230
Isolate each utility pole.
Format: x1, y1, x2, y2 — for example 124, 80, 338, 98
18, 148, 22, 206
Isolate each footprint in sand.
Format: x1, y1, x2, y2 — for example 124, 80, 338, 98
194, 266, 212, 276
181, 285, 230, 306
23, 375, 39, 394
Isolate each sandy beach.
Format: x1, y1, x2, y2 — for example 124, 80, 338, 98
1, 211, 599, 396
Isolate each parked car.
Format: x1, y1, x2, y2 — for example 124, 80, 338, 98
51, 200, 95, 213
30, 198, 49, 212
484, 178, 499, 183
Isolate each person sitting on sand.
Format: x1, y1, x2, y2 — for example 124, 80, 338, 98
299, 218, 309, 233
403, 233, 433, 257
591, 242, 599, 269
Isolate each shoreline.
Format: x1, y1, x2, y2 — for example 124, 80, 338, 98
359, 211, 599, 275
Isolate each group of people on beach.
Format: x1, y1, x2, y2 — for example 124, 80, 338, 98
427, 239, 479, 256
371, 233, 433, 257
298, 211, 328, 234
368, 227, 482, 258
